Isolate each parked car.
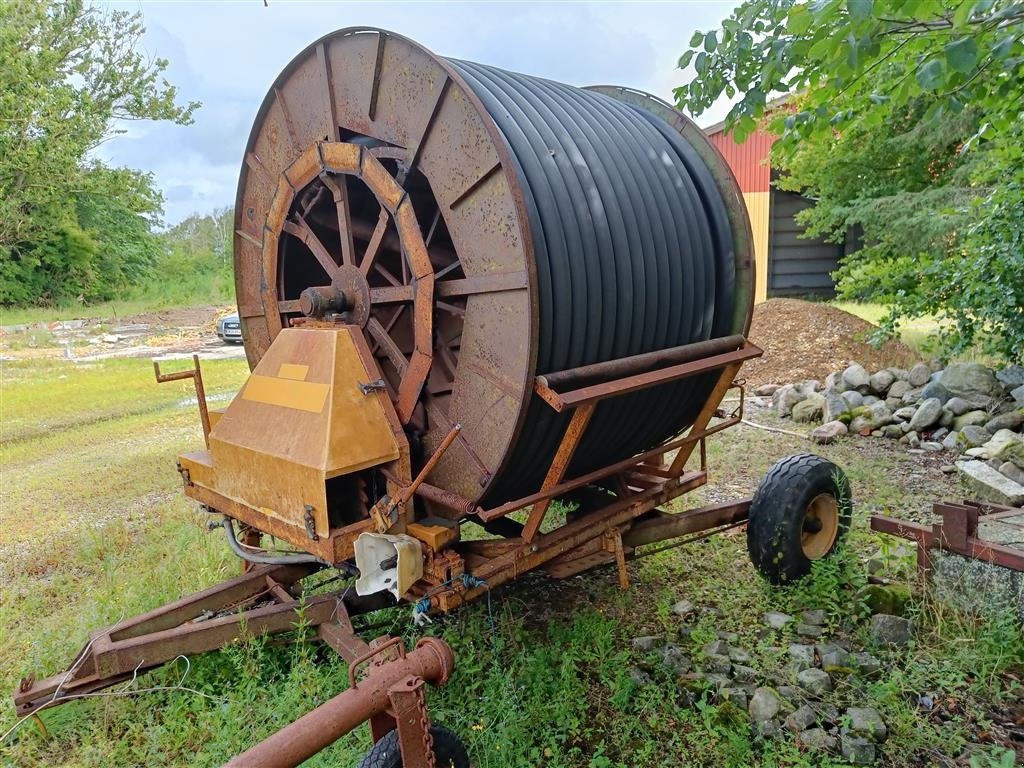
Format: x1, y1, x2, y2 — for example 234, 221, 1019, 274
216, 312, 242, 343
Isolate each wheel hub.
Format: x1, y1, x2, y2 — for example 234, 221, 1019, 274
801, 492, 839, 560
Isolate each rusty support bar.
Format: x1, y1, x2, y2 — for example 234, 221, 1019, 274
669, 362, 743, 476
535, 343, 760, 413
537, 334, 746, 391
522, 403, 595, 542
153, 354, 211, 447
623, 499, 751, 548
224, 638, 454, 768
871, 508, 1024, 573
389, 676, 435, 768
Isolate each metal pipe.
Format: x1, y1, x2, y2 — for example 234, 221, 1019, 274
537, 334, 745, 391
225, 637, 455, 768
222, 516, 332, 568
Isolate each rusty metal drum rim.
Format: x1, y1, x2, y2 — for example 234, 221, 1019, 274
232, 26, 541, 503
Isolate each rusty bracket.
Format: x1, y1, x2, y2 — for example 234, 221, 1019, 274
154, 354, 211, 448
389, 675, 436, 768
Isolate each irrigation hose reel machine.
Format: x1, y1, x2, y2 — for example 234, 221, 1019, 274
14, 27, 855, 768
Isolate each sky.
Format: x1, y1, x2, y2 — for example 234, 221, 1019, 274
98, 1, 737, 225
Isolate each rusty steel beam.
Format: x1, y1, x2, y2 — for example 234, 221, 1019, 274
225, 638, 454, 768
623, 499, 752, 548
871, 504, 1024, 573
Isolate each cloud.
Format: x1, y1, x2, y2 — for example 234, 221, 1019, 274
99, 1, 732, 224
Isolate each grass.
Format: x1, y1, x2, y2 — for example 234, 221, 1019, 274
831, 302, 942, 356
1, 356, 1021, 766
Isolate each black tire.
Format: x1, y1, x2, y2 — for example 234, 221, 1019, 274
747, 453, 852, 584
357, 725, 469, 768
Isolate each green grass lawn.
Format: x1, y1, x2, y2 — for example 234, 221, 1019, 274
0, 356, 1021, 767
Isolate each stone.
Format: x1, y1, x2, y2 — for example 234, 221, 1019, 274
986, 410, 1024, 433
1012, 383, 1024, 407
959, 425, 992, 448
996, 365, 1024, 388
851, 652, 881, 676
845, 706, 888, 742
672, 599, 696, 617
859, 583, 911, 616
792, 394, 826, 423
797, 623, 824, 638
822, 392, 848, 422
841, 389, 865, 410
717, 630, 739, 643
965, 447, 989, 458
777, 685, 801, 702
756, 719, 781, 739
748, 687, 782, 722
921, 441, 943, 452
945, 397, 973, 416
870, 614, 913, 647
799, 728, 838, 752
765, 611, 794, 629
997, 439, 1024, 469
775, 385, 807, 418
933, 427, 949, 441
881, 425, 903, 439
796, 667, 833, 695
754, 383, 782, 397
985, 428, 1024, 458
785, 704, 818, 733
1000, 461, 1024, 485
704, 672, 732, 689
954, 410, 991, 430
941, 362, 1001, 399
942, 431, 960, 450
841, 735, 876, 765
869, 369, 896, 396
732, 664, 757, 683
955, 460, 1024, 506
901, 386, 926, 405
801, 609, 827, 625
922, 379, 950, 403
842, 363, 871, 391
907, 362, 932, 387
662, 644, 692, 675
801, 379, 821, 394
904, 431, 920, 448
893, 405, 917, 420
862, 395, 880, 406
631, 635, 661, 652
887, 380, 913, 400
719, 687, 748, 709
820, 648, 853, 673
908, 398, 943, 431
789, 643, 816, 670
703, 654, 732, 674
703, 639, 729, 657
728, 647, 751, 664
850, 402, 893, 433
630, 667, 653, 686
888, 367, 909, 381
940, 464, 956, 474
809, 420, 848, 445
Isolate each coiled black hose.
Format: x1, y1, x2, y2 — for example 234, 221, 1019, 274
446, 60, 737, 505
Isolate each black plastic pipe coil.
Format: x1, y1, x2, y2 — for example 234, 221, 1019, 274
447, 60, 738, 505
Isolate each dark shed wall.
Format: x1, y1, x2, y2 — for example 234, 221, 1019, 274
767, 187, 841, 298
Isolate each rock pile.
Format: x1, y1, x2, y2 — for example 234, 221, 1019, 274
629, 604, 896, 763
757, 362, 1024, 506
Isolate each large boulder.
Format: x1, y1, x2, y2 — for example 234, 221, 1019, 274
985, 410, 1024, 433
823, 391, 849, 423
842, 363, 871, 392
953, 410, 989, 430
849, 402, 893, 433
810, 420, 848, 444
907, 362, 932, 387
793, 393, 827, 423
985, 429, 1023, 458
869, 369, 895, 396
921, 379, 950, 403
774, 384, 808, 418
996, 365, 1024, 389
939, 362, 1001, 400
956, 460, 1024, 506
958, 425, 992, 449
944, 397, 973, 416
887, 380, 913, 401
908, 398, 943, 431
996, 439, 1024, 470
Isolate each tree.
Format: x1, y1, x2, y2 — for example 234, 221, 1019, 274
676, 0, 1024, 362
0, 0, 198, 305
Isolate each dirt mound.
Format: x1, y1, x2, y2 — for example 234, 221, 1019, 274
742, 299, 921, 387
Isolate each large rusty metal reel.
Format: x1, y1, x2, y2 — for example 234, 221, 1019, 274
235, 28, 535, 505
234, 26, 755, 509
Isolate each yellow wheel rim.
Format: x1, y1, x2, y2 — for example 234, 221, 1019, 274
801, 493, 839, 560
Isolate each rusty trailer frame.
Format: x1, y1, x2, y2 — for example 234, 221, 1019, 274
15, 336, 765, 767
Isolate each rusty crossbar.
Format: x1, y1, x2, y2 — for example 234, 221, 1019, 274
871, 500, 1024, 573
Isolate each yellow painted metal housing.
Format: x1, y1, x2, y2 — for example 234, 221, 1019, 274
182, 327, 401, 546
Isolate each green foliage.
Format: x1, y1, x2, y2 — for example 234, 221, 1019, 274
0, 0, 198, 307
676, 1, 1024, 363
142, 207, 235, 305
